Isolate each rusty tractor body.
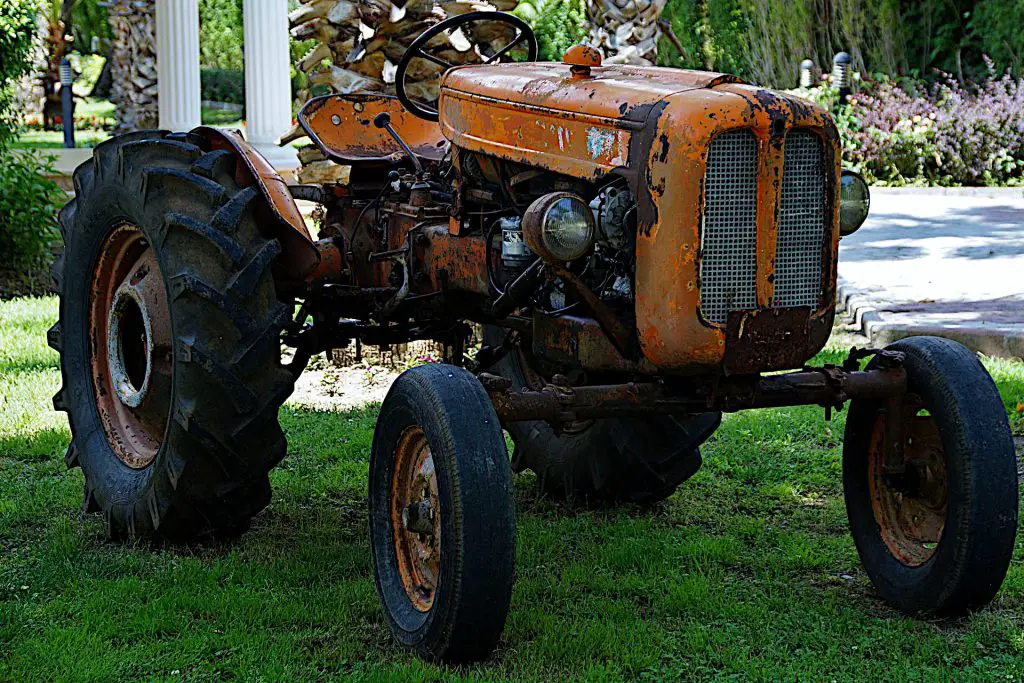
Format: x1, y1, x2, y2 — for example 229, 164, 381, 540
53, 14, 1017, 664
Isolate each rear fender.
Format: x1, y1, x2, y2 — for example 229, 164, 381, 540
191, 126, 320, 281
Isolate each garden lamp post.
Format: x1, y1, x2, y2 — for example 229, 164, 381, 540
60, 58, 75, 149
800, 59, 814, 88
832, 51, 852, 105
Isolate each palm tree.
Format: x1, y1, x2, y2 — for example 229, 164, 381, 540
586, 0, 667, 65
39, 0, 76, 130
107, 0, 158, 133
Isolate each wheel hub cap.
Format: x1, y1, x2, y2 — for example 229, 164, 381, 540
868, 396, 948, 567
391, 426, 441, 611
89, 223, 173, 469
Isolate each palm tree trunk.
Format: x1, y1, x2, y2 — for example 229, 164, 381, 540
286, 0, 520, 183
107, 0, 159, 133
587, 0, 667, 65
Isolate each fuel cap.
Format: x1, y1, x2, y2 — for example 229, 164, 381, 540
563, 45, 602, 77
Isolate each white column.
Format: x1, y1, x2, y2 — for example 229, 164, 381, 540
243, 0, 298, 166
156, 0, 202, 131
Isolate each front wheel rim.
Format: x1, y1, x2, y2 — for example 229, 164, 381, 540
390, 426, 441, 612
867, 395, 948, 567
89, 223, 173, 469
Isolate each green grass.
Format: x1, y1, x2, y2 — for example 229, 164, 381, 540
2, 296, 1023, 681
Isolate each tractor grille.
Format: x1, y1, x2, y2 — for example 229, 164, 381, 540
698, 128, 829, 325
698, 129, 758, 326
773, 130, 827, 309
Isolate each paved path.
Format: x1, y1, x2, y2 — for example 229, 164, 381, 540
838, 188, 1024, 358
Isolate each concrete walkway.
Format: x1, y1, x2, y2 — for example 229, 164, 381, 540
838, 188, 1024, 358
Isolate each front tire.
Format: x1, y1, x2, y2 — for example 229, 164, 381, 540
843, 336, 1018, 615
51, 131, 295, 541
369, 364, 515, 662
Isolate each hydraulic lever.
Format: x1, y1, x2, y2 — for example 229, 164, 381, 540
374, 112, 425, 177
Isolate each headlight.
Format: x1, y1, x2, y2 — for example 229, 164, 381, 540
839, 170, 870, 236
522, 192, 595, 262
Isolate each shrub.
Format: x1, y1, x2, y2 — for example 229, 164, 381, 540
199, 0, 244, 70
514, 0, 587, 63
1, 0, 64, 274
0, 0, 38, 149
792, 67, 1024, 186
0, 149, 63, 270
201, 67, 245, 106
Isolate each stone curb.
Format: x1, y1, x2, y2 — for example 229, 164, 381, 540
837, 276, 1024, 359
870, 186, 1024, 198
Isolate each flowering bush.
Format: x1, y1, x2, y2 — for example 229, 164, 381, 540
792, 65, 1024, 186
22, 111, 115, 132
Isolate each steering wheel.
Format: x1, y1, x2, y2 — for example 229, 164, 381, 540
395, 11, 538, 122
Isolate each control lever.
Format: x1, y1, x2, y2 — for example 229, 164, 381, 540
374, 112, 424, 177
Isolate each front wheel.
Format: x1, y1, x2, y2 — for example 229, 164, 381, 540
369, 364, 515, 662
843, 336, 1018, 615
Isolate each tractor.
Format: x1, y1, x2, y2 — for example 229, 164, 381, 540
51, 12, 1018, 663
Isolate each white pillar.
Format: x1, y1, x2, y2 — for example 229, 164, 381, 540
243, 0, 297, 166
156, 0, 202, 131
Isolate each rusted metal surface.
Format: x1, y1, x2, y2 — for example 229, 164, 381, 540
306, 238, 346, 284
298, 93, 449, 167
868, 395, 947, 567
89, 223, 172, 469
547, 263, 634, 358
532, 314, 658, 373
487, 365, 906, 423
633, 84, 841, 373
191, 126, 320, 280
439, 64, 739, 182
722, 307, 812, 376
418, 223, 490, 295
390, 425, 441, 612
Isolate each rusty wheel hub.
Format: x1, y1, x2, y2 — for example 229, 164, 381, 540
390, 426, 441, 611
89, 223, 173, 469
868, 396, 948, 567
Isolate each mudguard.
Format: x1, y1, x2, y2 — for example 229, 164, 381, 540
191, 126, 320, 280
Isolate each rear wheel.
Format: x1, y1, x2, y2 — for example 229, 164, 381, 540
369, 364, 515, 662
843, 336, 1018, 615
484, 327, 721, 504
51, 131, 295, 541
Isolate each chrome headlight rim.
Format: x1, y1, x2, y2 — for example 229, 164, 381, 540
522, 191, 596, 262
839, 169, 870, 237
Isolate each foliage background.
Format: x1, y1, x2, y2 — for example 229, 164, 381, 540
659, 0, 1024, 88
0, 0, 64, 277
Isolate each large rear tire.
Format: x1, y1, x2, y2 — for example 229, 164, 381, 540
369, 364, 515, 662
484, 327, 721, 504
50, 131, 295, 541
843, 336, 1018, 615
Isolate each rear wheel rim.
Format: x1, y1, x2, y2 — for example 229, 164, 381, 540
391, 426, 441, 612
89, 223, 173, 469
867, 395, 948, 567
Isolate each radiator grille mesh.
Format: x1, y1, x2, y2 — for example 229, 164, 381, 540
699, 129, 758, 325
774, 130, 827, 309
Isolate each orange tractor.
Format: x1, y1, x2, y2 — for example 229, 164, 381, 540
51, 13, 1017, 662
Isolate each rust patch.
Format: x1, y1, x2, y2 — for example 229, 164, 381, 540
390, 425, 441, 612
868, 395, 947, 567
298, 93, 448, 167
89, 223, 172, 469
722, 308, 811, 375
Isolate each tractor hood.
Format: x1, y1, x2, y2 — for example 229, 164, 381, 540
441, 63, 743, 125
437, 62, 746, 180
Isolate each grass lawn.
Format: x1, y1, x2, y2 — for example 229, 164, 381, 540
13, 101, 244, 151
2, 296, 1024, 681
